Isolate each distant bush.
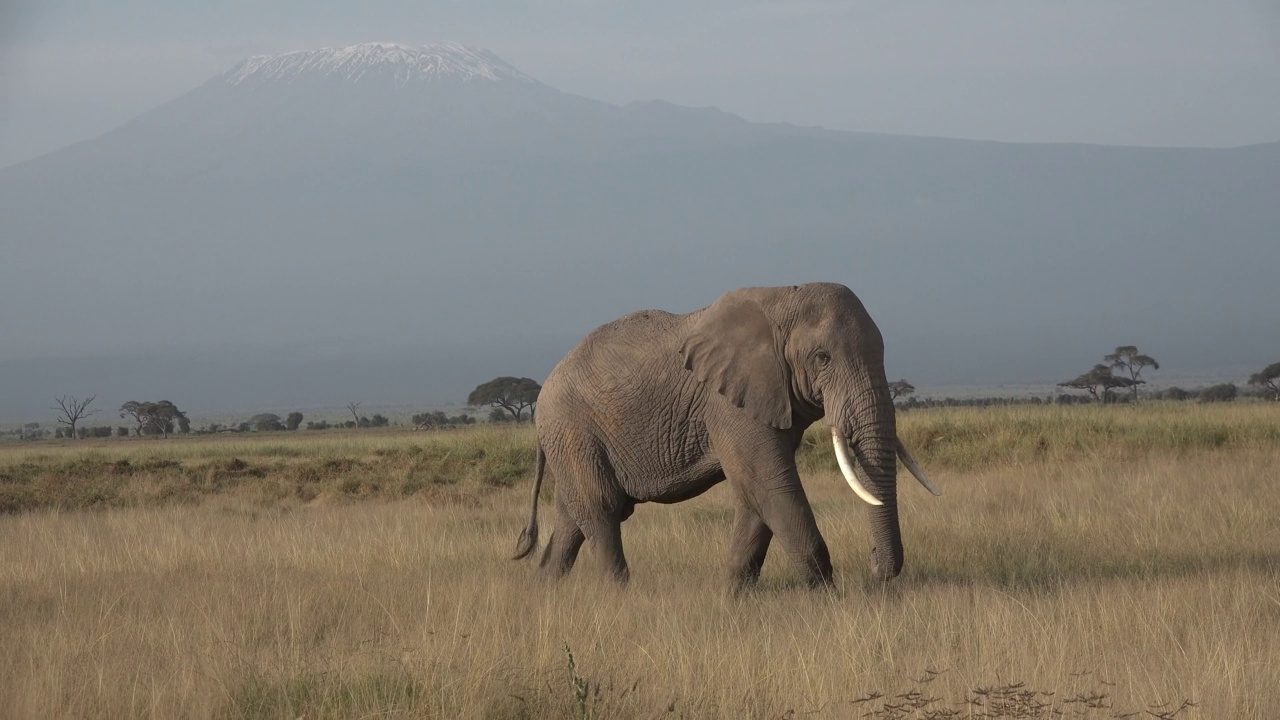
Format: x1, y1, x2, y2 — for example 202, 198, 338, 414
249, 414, 284, 431
116, 426, 129, 437
899, 395, 1066, 411
369, 414, 390, 427
1198, 383, 1238, 403
286, 412, 304, 431
15, 423, 44, 439
413, 411, 477, 430
305, 420, 331, 431
76, 426, 114, 438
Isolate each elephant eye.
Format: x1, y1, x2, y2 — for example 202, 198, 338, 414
815, 351, 831, 366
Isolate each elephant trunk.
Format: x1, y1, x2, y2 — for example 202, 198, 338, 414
832, 376, 904, 580
855, 430, 903, 580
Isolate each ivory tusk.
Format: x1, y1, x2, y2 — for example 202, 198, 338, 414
897, 443, 941, 496
831, 428, 883, 506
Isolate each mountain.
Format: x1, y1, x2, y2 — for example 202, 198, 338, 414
1, 42, 1277, 421
221, 42, 536, 87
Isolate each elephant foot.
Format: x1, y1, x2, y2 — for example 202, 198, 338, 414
804, 569, 836, 591
727, 571, 761, 597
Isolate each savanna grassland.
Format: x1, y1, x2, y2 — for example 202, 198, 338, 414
2, 404, 1278, 719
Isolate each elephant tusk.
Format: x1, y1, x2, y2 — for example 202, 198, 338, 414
831, 428, 883, 506
897, 443, 941, 496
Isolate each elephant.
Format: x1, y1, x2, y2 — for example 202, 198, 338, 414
512, 282, 938, 588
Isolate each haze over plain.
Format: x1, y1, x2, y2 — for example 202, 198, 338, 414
1, 2, 1277, 421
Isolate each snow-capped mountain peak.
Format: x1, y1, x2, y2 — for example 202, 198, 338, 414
222, 42, 536, 88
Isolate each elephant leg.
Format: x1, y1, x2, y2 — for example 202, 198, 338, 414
539, 498, 586, 579
727, 504, 772, 591
541, 434, 631, 583
716, 430, 834, 588
754, 487, 833, 588
581, 516, 630, 584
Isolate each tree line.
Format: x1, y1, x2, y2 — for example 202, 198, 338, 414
21, 376, 545, 441
20, 358, 1277, 441
1055, 346, 1279, 404
890, 348, 1278, 410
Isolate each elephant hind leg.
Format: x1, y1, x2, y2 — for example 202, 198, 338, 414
539, 500, 586, 579
581, 516, 630, 584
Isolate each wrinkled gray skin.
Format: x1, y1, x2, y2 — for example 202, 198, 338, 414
514, 283, 907, 588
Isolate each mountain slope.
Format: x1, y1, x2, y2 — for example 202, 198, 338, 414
1, 43, 1277, 420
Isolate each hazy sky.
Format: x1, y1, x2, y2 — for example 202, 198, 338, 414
2, 1, 1277, 168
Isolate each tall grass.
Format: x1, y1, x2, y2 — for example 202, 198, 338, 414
5, 403, 1277, 513
894, 401, 1280, 468
1, 404, 1277, 717
0, 425, 537, 513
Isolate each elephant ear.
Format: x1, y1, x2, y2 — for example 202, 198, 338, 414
679, 291, 792, 429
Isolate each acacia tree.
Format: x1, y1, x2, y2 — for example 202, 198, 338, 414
119, 401, 148, 435
468, 377, 542, 423
1249, 362, 1280, 400
1058, 364, 1141, 403
1105, 346, 1160, 401
346, 402, 362, 426
888, 379, 916, 400
53, 394, 98, 439
120, 400, 188, 438
147, 401, 184, 437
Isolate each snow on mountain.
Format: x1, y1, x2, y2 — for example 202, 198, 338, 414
221, 42, 537, 88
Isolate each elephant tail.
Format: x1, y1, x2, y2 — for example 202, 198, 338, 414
512, 443, 545, 560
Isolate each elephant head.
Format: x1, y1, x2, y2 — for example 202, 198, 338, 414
681, 283, 937, 580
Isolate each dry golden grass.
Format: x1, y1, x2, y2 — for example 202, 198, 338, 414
1, 405, 1277, 718
0, 426, 537, 513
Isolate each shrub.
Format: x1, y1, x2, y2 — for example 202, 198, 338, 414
250, 414, 284, 431
1198, 383, 1238, 403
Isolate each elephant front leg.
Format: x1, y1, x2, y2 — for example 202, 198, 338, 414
727, 504, 772, 591
715, 430, 835, 589
756, 481, 834, 588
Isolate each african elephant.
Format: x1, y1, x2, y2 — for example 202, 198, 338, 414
513, 282, 938, 588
